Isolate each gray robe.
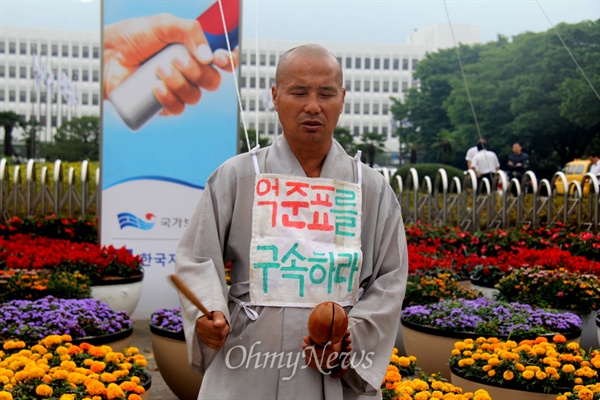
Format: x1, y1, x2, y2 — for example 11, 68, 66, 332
175, 135, 408, 399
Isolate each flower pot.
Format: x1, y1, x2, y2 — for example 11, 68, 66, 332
450, 367, 560, 400
91, 273, 144, 316
470, 282, 499, 300
72, 324, 134, 353
150, 322, 202, 400
401, 319, 581, 380
140, 370, 153, 400
580, 310, 600, 350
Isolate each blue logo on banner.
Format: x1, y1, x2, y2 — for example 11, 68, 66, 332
118, 212, 156, 230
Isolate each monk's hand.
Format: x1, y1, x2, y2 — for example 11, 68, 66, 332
302, 330, 352, 378
195, 311, 229, 350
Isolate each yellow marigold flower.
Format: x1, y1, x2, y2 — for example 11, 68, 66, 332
53, 369, 69, 380
60, 395, 76, 400
535, 371, 547, 380
522, 370, 534, 379
85, 379, 106, 396
101, 372, 118, 383
130, 376, 140, 384
90, 362, 106, 373
56, 346, 69, 356
127, 395, 142, 400
0, 391, 13, 400
451, 349, 461, 356
60, 360, 77, 372
133, 359, 147, 367
487, 370, 496, 377
60, 355, 71, 361
545, 367, 558, 376
567, 342, 580, 351
35, 384, 53, 397
107, 383, 125, 400
563, 364, 576, 373
482, 365, 492, 372
487, 358, 500, 367
574, 377, 583, 384
28, 366, 46, 379
414, 392, 429, 400
503, 370, 514, 380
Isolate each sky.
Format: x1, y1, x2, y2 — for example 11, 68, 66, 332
0, 0, 598, 45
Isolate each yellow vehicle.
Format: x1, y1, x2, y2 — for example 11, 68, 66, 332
554, 159, 591, 195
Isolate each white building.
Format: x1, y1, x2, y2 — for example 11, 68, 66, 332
0, 24, 479, 151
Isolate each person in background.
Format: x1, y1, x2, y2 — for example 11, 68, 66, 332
465, 138, 487, 169
506, 142, 529, 181
470, 141, 500, 191
589, 152, 600, 177
175, 44, 408, 399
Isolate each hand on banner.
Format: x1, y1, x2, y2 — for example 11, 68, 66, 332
103, 13, 239, 117
195, 311, 229, 350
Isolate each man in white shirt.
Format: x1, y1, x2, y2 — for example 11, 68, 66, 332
465, 138, 486, 169
470, 141, 500, 191
589, 152, 600, 177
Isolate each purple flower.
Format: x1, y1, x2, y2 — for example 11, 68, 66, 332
151, 307, 183, 333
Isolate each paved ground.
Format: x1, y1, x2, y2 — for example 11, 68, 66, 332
131, 319, 182, 400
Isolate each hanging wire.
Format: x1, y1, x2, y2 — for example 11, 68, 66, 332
216, 0, 253, 152
442, 0, 483, 142
535, 0, 600, 102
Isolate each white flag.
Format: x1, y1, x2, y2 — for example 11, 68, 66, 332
59, 71, 77, 105
44, 64, 55, 93
33, 54, 44, 92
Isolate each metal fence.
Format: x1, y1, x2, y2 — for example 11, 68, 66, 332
378, 167, 600, 232
0, 159, 99, 220
1, 158, 599, 231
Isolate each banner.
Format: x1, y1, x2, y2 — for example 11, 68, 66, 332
101, 0, 240, 318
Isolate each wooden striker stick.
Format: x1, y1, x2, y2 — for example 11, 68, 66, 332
169, 274, 213, 320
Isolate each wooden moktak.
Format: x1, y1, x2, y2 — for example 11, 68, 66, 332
307, 301, 349, 346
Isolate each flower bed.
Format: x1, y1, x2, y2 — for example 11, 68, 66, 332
0, 234, 143, 283
403, 270, 482, 308
449, 335, 600, 395
150, 307, 184, 340
402, 298, 582, 340
0, 334, 149, 400
0, 296, 132, 344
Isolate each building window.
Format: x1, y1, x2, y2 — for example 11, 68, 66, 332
93, 46, 99, 58
92, 93, 99, 105
72, 45, 79, 57
345, 57, 351, 68
40, 115, 46, 125
92, 70, 99, 82
51, 116, 57, 127
9, 90, 16, 102
62, 45, 69, 57
364, 80, 370, 92
19, 90, 26, 103
354, 80, 361, 91
83, 46, 89, 58
353, 126, 360, 136
250, 77, 256, 88
353, 103, 360, 114
9, 42, 16, 54
374, 58, 380, 69
259, 77, 266, 88
249, 99, 256, 111
0, 41, 4, 53
82, 70, 89, 81
364, 103, 370, 115
412, 59, 419, 70
402, 58, 409, 70
383, 103, 389, 115
392, 80, 399, 92
52, 44, 58, 56
250, 53, 256, 65
383, 81, 389, 92
20, 42, 27, 55
344, 103, 350, 114
0, 89, 4, 101
393, 58, 399, 70
241, 52, 247, 65
260, 54, 266, 66
345, 80, 351, 91
72, 70, 79, 81
373, 103, 379, 115
82, 93, 89, 105
269, 54, 276, 66
373, 81, 380, 92
373, 127, 378, 134
402, 81, 408, 93
240, 76, 246, 87
354, 57, 361, 69
365, 58, 371, 69
41, 93, 47, 102
9, 66, 16, 78
363, 127, 369, 134
41, 43, 47, 55
19, 66, 27, 79
0, 65, 4, 77
384, 58, 390, 69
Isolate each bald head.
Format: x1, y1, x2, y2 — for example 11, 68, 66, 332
275, 44, 343, 86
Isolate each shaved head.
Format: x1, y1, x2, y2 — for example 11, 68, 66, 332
275, 44, 343, 86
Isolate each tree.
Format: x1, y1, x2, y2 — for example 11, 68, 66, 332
41, 116, 100, 161
0, 111, 24, 157
356, 132, 387, 167
238, 128, 271, 154
333, 127, 357, 155
22, 118, 42, 159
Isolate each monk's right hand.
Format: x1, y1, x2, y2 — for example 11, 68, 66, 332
195, 311, 229, 350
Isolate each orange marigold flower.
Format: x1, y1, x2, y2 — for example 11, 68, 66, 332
35, 384, 53, 397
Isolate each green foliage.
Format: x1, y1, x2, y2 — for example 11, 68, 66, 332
333, 127, 357, 155
392, 19, 600, 170
0, 110, 25, 157
356, 131, 387, 167
239, 128, 272, 153
41, 116, 100, 161
0, 270, 91, 302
